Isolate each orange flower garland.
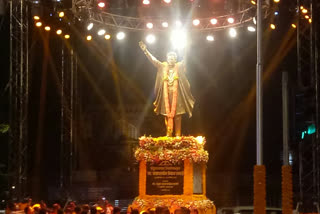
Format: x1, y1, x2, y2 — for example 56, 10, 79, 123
163, 65, 179, 134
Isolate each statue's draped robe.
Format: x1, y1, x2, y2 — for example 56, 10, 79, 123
153, 61, 195, 117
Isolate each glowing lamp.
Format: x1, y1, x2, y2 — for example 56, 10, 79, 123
56, 29, 62, 35
44, 26, 51, 31
270, 24, 276, 30
98, 1, 105, 8
142, 0, 150, 5
146, 34, 156, 44
291, 24, 297, 28
206, 35, 214, 41
210, 18, 218, 25
247, 26, 256, 32
58, 11, 64, 17
274, 0, 280, 3
302, 9, 308, 14
64, 34, 70, 39
97, 29, 106, 36
192, 19, 200, 26
229, 28, 237, 37
87, 23, 93, 30
227, 17, 234, 24
251, 0, 256, 5
86, 35, 92, 41
309, 19, 312, 23
116, 32, 125, 40
162, 22, 168, 28
35, 22, 42, 27
146, 22, 153, 29
163, 0, 171, 3
305, 15, 309, 19
195, 136, 204, 145
171, 29, 187, 50
33, 16, 40, 20
104, 34, 111, 40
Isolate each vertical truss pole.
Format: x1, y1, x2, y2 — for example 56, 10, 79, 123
9, 0, 29, 200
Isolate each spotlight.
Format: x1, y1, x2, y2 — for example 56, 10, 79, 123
146, 34, 156, 44
162, 22, 169, 28
98, 1, 106, 8
44, 26, 51, 31
58, 11, 64, 17
250, 0, 256, 5
300, 6, 304, 10
274, 0, 280, 2
247, 26, 256, 32
309, 19, 312, 23
33, 16, 40, 20
270, 24, 276, 30
87, 23, 94, 30
227, 17, 234, 24
175, 20, 182, 27
97, 29, 106, 36
192, 19, 200, 26
274, 11, 279, 15
163, 0, 171, 3
116, 32, 125, 40
142, 0, 150, 5
105, 34, 111, 40
305, 15, 309, 19
56, 29, 62, 35
302, 9, 308, 13
171, 29, 187, 50
64, 34, 70, 39
146, 22, 153, 29
210, 18, 218, 25
291, 24, 297, 28
206, 35, 214, 42
253, 17, 257, 25
35, 22, 42, 27
87, 35, 92, 41
229, 28, 237, 38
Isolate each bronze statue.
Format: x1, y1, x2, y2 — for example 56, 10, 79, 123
139, 41, 195, 137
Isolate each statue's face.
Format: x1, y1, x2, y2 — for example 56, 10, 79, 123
167, 54, 177, 65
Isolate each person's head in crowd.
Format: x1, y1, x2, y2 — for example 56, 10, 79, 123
160, 207, 170, 214
39, 209, 47, 214
190, 209, 198, 214
75, 206, 82, 214
82, 204, 90, 213
24, 206, 33, 214
91, 206, 97, 214
65, 208, 73, 214
113, 207, 121, 214
180, 207, 190, 214
57, 209, 64, 214
174, 209, 182, 214
131, 209, 139, 214
148, 208, 156, 214
7, 202, 16, 211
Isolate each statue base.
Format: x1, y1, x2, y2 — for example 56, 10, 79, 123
130, 136, 215, 213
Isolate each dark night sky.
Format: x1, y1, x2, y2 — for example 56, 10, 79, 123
0, 0, 300, 206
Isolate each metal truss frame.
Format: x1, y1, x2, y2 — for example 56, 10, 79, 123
295, 0, 320, 212
72, 0, 270, 32
9, 0, 29, 200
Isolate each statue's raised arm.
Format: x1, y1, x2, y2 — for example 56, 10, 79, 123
139, 41, 162, 68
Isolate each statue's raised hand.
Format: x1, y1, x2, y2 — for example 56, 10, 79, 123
139, 41, 147, 52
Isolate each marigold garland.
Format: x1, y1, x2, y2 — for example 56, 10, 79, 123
163, 66, 179, 134
136, 136, 208, 163
131, 197, 214, 210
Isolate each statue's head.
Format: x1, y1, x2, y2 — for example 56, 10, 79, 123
167, 52, 177, 66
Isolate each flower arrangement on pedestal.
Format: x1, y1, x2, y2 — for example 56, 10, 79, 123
135, 136, 209, 164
